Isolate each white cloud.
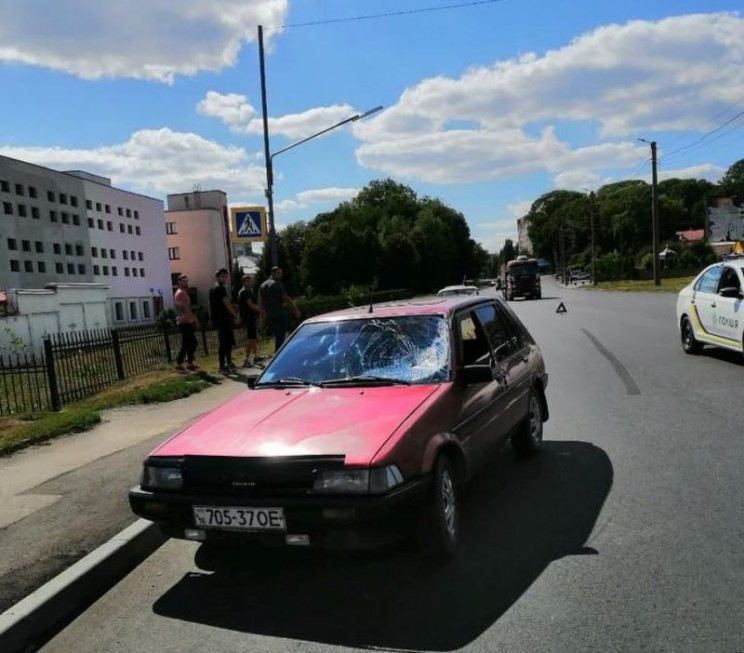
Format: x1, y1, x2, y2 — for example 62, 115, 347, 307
658, 163, 725, 183
553, 169, 602, 190
0, 0, 289, 82
0, 129, 266, 197
246, 104, 358, 140
507, 200, 533, 219
276, 187, 360, 212
353, 13, 744, 184
197, 92, 257, 131
471, 219, 518, 254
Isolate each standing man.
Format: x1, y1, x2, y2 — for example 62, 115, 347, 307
258, 266, 300, 353
237, 274, 260, 367
209, 268, 240, 374
174, 274, 199, 372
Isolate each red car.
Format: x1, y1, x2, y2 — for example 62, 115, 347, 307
129, 295, 549, 558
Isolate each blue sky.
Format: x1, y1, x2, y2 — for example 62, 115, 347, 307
1, 0, 743, 253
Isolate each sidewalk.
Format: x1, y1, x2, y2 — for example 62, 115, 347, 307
0, 377, 247, 612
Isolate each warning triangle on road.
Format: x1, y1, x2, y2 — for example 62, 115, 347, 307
556, 302, 567, 314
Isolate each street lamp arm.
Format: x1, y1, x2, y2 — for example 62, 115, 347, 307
270, 105, 383, 161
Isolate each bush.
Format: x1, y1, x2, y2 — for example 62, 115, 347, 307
155, 308, 176, 334
595, 253, 637, 282
292, 288, 414, 326
640, 252, 654, 271
679, 250, 698, 268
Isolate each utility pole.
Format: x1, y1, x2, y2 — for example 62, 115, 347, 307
590, 191, 596, 286
258, 25, 279, 267
560, 221, 567, 286
640, 138, 661, 286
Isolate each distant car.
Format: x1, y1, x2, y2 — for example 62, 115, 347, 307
437, 285, 480, 297
129, 296, 549, 559
677, 259, 744, 355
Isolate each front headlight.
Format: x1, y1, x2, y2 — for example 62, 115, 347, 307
142, 459, 183, 491
313, 465, 404, 494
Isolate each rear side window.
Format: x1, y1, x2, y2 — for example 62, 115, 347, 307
695, 266, 722, 294
718, 267, 741, 293
474, 304, 517, 362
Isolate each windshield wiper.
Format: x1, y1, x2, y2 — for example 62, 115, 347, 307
320, 375, 411, 387
256, 377, 319, 388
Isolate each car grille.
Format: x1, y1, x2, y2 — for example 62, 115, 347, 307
182, 455, 346, 496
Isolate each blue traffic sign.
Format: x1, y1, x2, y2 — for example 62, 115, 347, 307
231, 206, 266, 242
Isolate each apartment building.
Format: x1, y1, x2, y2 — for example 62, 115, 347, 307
164, 190, 232, 307
0, 155, 173, 325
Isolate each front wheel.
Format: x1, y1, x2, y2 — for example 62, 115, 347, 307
681, 316, 702, 355
511, 390, 544, 457
422, 456, 459, 560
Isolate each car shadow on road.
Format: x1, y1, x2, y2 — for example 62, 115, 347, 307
700, 347, 744, 366
153, 441, 612, 651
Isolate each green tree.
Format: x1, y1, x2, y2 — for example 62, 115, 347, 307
719, 158, 744, 199
500, 239, 516, 264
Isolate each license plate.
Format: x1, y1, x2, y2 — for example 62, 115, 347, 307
193, 506, 286, 532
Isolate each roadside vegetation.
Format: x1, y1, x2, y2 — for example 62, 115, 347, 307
588, 277, 695, 293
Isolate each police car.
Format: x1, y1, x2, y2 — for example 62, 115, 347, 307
677, 257, 744, 355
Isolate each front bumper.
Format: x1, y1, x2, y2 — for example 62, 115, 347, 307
129, 476, 430, 550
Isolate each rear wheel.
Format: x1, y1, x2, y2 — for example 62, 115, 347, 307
681, 316, 702, 355
421, 456, 459, 560
511, 389, 544, 457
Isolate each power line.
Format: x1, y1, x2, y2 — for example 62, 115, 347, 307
660, 106, 744, 165
267, 0, 503, 30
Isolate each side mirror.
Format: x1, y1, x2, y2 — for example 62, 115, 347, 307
246, 376, 259, 389
460, 364, 493, 385
718, 286, 742, 299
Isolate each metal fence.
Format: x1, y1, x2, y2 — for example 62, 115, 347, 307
0, 323, 248, 417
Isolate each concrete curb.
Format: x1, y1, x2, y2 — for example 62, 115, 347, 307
0, 519, 166, 653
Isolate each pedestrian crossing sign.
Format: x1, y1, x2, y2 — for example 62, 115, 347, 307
231, 206, 267, 243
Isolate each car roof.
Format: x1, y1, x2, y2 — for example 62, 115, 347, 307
305, 296, 495, 323
438, 285, 477, 291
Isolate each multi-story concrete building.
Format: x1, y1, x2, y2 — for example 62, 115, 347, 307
0, 155, 173, 325
164, 190, 232, 307
517, 216, 533, 256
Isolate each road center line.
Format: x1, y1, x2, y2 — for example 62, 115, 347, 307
581, 328, 641, 396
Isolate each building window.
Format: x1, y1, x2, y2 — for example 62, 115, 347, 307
91, 247, 98, 257
103, 266, 109, 276
126, 208, 132, 218
117, 207, 123, 216
29, 186, 37, 199
15, 183, 24, 196
0, 180, 9, 192
47, 190, 55, 202
130, 250, 136, 259
56, 262, 63, 274
59, 193, 68, 205
124, 267, 130, 277
86, 199, 92, 210
71, 196, 78, 207
17, 204, 27, 217
168, 247, 180, 260
115, 302, 124, 321
112, 266, 118, 276
31, 206, 40, 219
61, 212, 69, 224
78, 264, 85, 274
166, 222, 177, 234
134, 210, 139, 219
88, 217, 94, 228
93, 265, 100, 275
38, 261, 46, 273
142, 301, 151, 319
110, 249, 116, 258
75, 244, 83, 256
129, 302, 138, 320
7, 238, 17, 250
107, 221, 113, 231
10, 260, 20, 272
127, 224, 133, 234
105, 204, 111, 214
24, 260, 33, 272
73, 214, 80, 226
3, 202, 13, 215
21, 240, 30, 252
132, 268, 138, 277
101, 249, 107, 259
67, 263, 75, 274
50, 210, 58, 222
97, 219, 103, 229
135, 226, 141, 236
124, 250, 130, 260
139, 267, 145, 277
53, 243, 61, 254
138, 252, 143, 261
119, 224, 125, 233
35, 241, 43, 253
96, 202, 102, 212
65, 243, 73, 255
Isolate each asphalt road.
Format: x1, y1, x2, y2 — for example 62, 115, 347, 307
41, 278, 744, 653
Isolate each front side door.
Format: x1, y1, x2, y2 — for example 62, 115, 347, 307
711, 265, 744, 345
691, 265, 723, 341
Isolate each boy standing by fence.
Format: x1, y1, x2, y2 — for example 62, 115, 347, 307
174, 275, 199, 372
237, 275, 260, 367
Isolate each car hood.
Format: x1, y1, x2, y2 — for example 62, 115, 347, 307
150, 384, 440, 466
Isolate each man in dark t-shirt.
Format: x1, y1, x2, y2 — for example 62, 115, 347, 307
237, 274, 259, 367
209, 268, 239, 373
258, 266, 300, 352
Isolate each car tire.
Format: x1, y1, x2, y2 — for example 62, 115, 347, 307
511, 389, 544, 457
422, 456, 459, 560
681, 316, 702, 355
536, 290, 542, 300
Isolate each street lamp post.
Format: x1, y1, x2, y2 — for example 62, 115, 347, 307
583, 188, 597, 286
257, 25, 382, 267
